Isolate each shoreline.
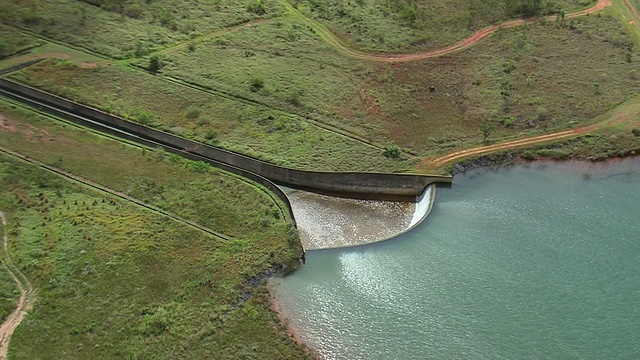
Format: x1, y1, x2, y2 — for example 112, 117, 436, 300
268, 284, 323, 360
451, 151, 640, 176
272, 152, 640, 358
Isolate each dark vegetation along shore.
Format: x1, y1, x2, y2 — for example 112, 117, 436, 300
0, 0, 639, 358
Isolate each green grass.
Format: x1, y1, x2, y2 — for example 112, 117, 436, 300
5, 61, 412, 171
0, 98, 294, 238
159, 18, 394, 141
0, 151, 309, 359
162, 12, 640, 157
448, 94, 640, 169
354, 13, 640, 153
609, 0, 640, 44
0, 24, 44, 59
0, 0, 286, 59
0, 262, 19, 323
285, 0, 595, 53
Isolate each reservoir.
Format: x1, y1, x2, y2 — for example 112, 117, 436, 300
271, 158, 640, 359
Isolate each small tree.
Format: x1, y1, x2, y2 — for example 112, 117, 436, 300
383, 144, 402, 159
481, 121, 496, 142
148, 55, 163, 74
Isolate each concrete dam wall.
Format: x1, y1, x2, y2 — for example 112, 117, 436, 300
0, 78, 451, 201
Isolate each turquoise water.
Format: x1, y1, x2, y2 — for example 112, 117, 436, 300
271, 159, 640, 359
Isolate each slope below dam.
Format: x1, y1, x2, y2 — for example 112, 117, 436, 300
282, 185, 436, 249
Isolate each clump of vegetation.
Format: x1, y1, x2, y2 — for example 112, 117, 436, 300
246, 0, 267, 15
481, 121, 497, 142
148, 55, 163, 74
249, 77, 265, 92
185, 105, 201, 119
134, 109, 155, 125
632, 128, 640, 138
383, 144, 402, 159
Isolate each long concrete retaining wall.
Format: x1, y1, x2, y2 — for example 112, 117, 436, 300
0, 83, 297, 224
0, 78, 451, 200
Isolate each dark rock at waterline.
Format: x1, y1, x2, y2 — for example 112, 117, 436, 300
452, 152, 517, 175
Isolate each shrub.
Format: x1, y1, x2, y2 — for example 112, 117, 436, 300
148, 55, 163, 74
383, 144, 401, 159
185, 106, 201, 119
286, 90, 302, 107
185, 161, 211, 173
502, 116, 517, 127
124, 3, 144, 19
197, 118, 211, 126
204, 129, 218, 140
135, 110, 155, 125
249, 78, 265, 92
247, 0, 266, 15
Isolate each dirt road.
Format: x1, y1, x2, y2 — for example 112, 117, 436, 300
284, 0, 612, 62
427, 130, 580, 168
0, 211, 35, 360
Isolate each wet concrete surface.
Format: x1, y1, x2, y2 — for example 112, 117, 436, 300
281, 187, 417, 249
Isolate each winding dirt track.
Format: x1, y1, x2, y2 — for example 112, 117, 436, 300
0, 211, 35, 360
429, 130, 581, 167
286, 0, 611, 62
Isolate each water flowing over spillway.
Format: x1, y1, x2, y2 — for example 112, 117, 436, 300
272, 158, 640, 360
408, 185, 434, 229
281, 185, 436, 250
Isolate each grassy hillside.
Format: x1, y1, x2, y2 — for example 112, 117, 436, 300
6, 61, 412, 171
0, 24, 44, 59
0, 0, 285, 58
159, 12, 639, 155
360, 13, 639, 152
287, 0, 595, 52
0, 101, 310, 358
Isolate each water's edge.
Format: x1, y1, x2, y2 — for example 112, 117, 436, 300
269, 156, 640, 359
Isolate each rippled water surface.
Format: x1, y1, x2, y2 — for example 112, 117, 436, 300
271, 159, 640, 359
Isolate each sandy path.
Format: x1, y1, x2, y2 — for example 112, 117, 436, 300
0, 211, 35, 360
285, 0, 611, 62
427, 130, 580, 168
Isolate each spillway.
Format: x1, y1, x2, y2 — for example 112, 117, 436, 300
282, 185, 436, 250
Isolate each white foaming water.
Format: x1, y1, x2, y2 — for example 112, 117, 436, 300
408, 184, 434, 229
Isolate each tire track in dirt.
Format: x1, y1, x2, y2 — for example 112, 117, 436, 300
625, 0, 640, 22
0, 211, 35, 360
429, 130, 580, 167
283, 0, 611, 62
156, 18, 275, 55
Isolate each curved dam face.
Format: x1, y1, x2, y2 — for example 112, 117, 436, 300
282, 185, 436, 250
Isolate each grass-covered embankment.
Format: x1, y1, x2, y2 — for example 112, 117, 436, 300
440, 94, 640, 172
161, 11, 639, 156
0, 0, 285, 58
0, 24, 44, 59
0, 98, 294, 238
355, 12, 640, 152
5, 61, 411, 172
284, 0, 595, 53
0, 102, 310, 358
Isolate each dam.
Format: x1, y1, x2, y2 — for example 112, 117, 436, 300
283, 185, 436, 249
